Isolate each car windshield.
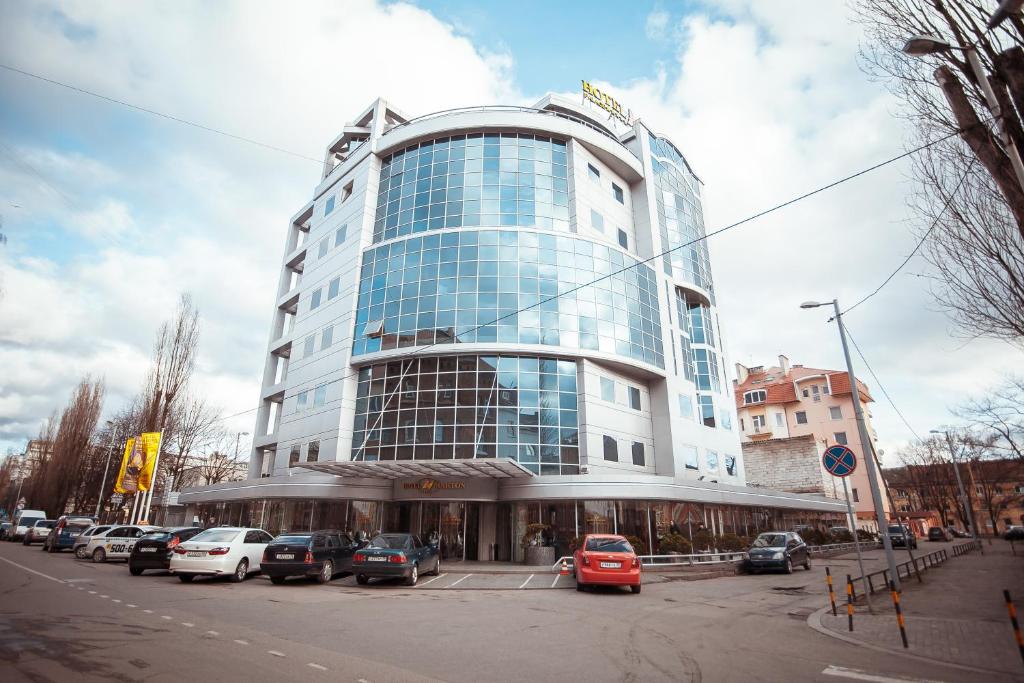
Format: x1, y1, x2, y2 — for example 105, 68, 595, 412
369, 534, 409, 549
20, 517, 43, 526
38, 521, 56, 528
274, 535, 312, 544
752, 534, 787, 548
585, 537, 633, 552
191, 529, 240, 543
887, 526, 905, 534
141, 531, 173, 540
67, 524, 90, 533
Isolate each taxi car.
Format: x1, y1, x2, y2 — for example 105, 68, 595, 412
84, 525, 159, 562
572, 534, 642, 594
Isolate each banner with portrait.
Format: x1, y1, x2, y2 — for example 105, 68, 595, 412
137, 432, 162, 492
114, 437, 136, 494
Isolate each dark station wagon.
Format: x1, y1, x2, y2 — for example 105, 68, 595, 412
261, 530, 367, 584
352, 533, 440, 586
129, 527, 208, 575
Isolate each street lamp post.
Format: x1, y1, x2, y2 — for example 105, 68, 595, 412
801, 298, 902, 591
929, 429, 979, 539
234, 431, 250, 460
95, 420, 121, 520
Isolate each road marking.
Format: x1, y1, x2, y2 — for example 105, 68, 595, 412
88, 591, 97, 594
234, 639, 249, 646
307, 663, 327, 671
445, 574, 472, 588
0, 556, 66, 584
100, 595, 109, 598
65, 578, 91, 583
143, 609, 153, 614
112, 599, 121, 603
161, 615, 172, 620
518, 574, 534, 589
821, 665, 947, 682
126, 604, 136, 608
267, 650, 285, 658
206, 630, 219, 636
414, 573, 446, 588
551, 575, 561, 588
181, 622, 194, 628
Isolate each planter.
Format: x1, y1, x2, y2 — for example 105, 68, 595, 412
524, 545, 556, 566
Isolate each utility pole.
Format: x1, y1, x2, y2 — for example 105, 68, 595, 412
932, 430, 979, 539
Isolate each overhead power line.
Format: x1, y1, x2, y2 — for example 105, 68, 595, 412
0, 63, 324, 165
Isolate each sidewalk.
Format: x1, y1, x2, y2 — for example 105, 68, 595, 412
810, 540, 1024, 677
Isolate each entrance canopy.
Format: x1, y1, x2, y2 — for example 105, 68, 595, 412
300, 458, 535, 480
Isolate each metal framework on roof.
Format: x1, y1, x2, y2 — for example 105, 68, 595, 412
299, 458, 535, 480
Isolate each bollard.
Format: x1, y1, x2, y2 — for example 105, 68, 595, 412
1004, 590, 1024, 665
889, 580, 909, 649
846, 574, 854, 632
826, 567, 838, 617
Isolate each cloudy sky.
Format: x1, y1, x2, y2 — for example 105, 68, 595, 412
0, 0, 1019, 464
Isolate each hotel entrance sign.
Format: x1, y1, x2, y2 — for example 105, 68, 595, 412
581, 80, 633, 127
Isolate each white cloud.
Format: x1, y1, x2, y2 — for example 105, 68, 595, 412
645, 9, 671, 42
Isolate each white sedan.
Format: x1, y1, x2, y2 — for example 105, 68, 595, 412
169, 527, 273, 583
84, 525, 160, 562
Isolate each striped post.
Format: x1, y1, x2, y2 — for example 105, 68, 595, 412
826, 567, 837, 617
846, 574, 854, 632
890, 580, 909, 648
1004, 590, 1024, 665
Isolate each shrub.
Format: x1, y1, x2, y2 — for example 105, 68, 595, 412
692, 529, 715, 551
800, 528, 828, 546
658, 533, 692, 554
856, 529, 876, 542
716, 533, 746, 552
623, 534, 647, 556
831, 530, 854, 543
520, 523, 549, 548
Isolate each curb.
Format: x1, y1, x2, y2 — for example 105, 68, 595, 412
806, 605, 1019, 678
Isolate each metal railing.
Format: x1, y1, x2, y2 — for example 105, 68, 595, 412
952, 538, 983, 556
549, 551, 746, 573
808, 541, 882, 555
858, 548, 948, 596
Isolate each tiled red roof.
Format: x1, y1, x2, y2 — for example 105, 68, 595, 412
733, 364, 872, 406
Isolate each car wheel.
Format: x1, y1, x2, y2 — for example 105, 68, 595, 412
129, 566, 144, 576
230, 559, 249, 583
92, 547, 106, 563
783, 557, 793, 574
630, 584, 642, 594
575, 571, 585, 592
270, 576, 286, 585
47, 542, 56, 553
75, 546, 87, 559
41, 542, 48, 551
178, 574, 195, 583
356, 574, 369, 585
405, 563, 418, 586
432, 557, 441, 576
804, 556, 812, 571
317, 561, 333, 584
22, 537, 30, 546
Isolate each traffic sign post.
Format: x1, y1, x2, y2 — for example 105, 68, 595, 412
823, 445, 873, 613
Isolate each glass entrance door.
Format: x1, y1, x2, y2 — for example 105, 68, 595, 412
420, 502, 480, 561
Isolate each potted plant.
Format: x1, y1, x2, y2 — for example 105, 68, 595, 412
522, 523, 555, 566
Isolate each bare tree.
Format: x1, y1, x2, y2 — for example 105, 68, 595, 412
957, 374, 1024, 459
159, 393, 224, 493
969, 455, 1024, 534
140, 293, 200, 433
853, 1, 1024, 344
193, 450, 246, 486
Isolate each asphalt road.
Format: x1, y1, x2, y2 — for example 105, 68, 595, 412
0, 541, 1002, 683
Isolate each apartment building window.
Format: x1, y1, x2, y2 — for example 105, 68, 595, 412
834, 432, 848, 445
683, 445, 699, 470
743, 390, 766, 404
335, 225, 347, 247
830, 406, 843, 420
774, 412, 784, 426
720, 410, 732, 430
699, 395, 716, 428
318, 238, 329, 259
297, 390, 309, 410
612, 182, 624, 204
341, 180, 353, 202
679, 393, 694, 420
324, 196, 336, 215
313, 384, 327, 408
588, 163, 601, 182
603, 435, 618, 462
628, 386, 641, 410
310, 288, 322, 310
802, 389, 809, 397
852, 488, 860, 502
739, 417, 745, 430
752, 415, 766, 428
289, 444, 301, 467
304, 334, 316, 357
725, 455, 737, 476
328, 277, 340, 299
795, 411, 808, 424
706, 451, 719, 472
591, 209, 604, 232
321, 326, 333, 349
600, 377, 615, 402
306, 440, 320, 462
631, 442, 645, 467
812, 385, 821, 402
617, 229, 628, 249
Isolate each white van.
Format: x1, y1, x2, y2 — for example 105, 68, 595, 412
11, 509, 47, 541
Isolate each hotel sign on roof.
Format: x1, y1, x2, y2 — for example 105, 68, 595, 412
581, 80, 633, 127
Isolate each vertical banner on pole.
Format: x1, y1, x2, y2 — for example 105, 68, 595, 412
136, 431, 163, 523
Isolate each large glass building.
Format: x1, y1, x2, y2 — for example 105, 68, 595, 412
179, 95, 845, 561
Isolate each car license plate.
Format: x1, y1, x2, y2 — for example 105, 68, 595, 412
140, 547, 157, 553
186, 551, 205, 557
368, 556, 387, 562
600, 561, 621, 569
276, 553, 294, 560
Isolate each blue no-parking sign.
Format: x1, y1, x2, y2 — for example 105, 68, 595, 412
823, 445, 857, 477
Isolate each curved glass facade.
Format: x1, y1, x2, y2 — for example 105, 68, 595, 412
650, 133, 714, 297
352, 355, 580, 475
352, 229, 665, 368
374, 133, 570, 242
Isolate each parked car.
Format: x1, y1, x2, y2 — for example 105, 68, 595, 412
22, 519, 56, 545
73, 525, 112, 559
947, 526, 970, 538
352, 533, 440, 587
128, 526, 207, 575
45, 516, 95, 552
0, 522, 12, 540
10, 509, 47, 541
927, 527, 950, 542
84, 525, 159, 562
169, 527, 273, 583
746, 532, 811, 574
887, 524, 918, 549
572, 534, 642, 594
262, 530, 366, 584
1003, 526, 1024, 541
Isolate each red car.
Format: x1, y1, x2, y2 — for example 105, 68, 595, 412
573, 534, 642, 594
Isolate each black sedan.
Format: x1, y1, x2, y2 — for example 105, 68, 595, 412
745, 532, 811, 574
128, 527, 207, 575
261, 530, 365, 584
352, 533, 440, 586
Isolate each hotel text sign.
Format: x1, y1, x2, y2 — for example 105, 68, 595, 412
403, 478, 466, 494
582, 80, 633, 127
